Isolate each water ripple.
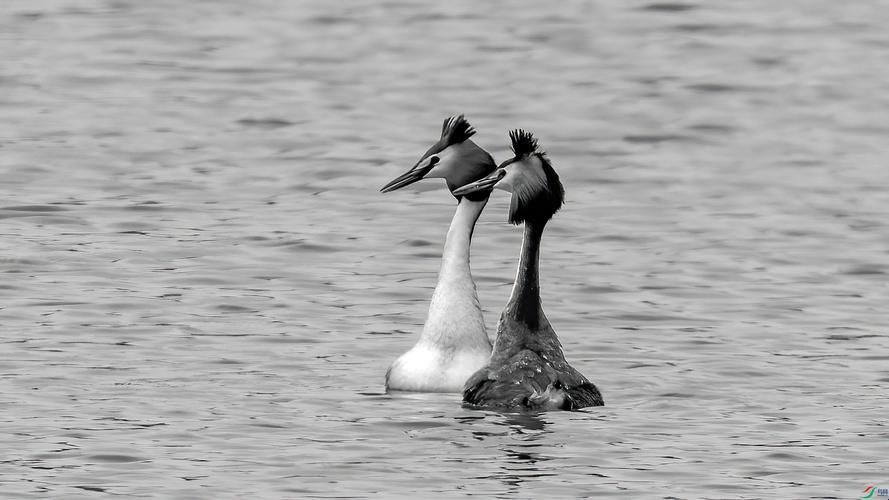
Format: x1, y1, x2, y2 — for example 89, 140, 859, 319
1, 0, 886, 498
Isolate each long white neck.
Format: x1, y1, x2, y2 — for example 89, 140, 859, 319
418, 197, 490, 350
439, 198, 483, 280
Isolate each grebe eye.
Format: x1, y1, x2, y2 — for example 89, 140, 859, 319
429, 155, 440, 165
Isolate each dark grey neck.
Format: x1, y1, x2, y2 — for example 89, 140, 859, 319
506, 219, 546, 327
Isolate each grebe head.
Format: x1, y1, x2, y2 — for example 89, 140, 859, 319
380, 115, 497, 201
452, 129, 564, 224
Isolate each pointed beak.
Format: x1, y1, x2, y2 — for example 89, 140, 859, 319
380, 156, 439, 193
452, 168, 505, 196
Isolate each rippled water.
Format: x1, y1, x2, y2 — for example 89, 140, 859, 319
2, 1, 888, 498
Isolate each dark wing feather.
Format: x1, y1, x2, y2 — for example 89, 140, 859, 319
462, 350, 603, 410
462, 373, 496, 407
462, 351, 546, 408
564, 380, 604, 409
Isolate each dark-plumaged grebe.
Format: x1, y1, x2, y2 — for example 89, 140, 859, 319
452, 130, 603, 410
380, 116, 497, 392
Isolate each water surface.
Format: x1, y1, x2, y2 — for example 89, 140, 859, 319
2, 1, 888, 498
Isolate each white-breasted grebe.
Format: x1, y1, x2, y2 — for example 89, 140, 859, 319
452, 130, 603, 410
380, 115, 497, 392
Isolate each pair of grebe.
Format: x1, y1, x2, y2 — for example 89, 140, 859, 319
380, 116, 603, 410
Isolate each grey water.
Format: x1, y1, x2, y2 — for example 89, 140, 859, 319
2, 0, 888, 498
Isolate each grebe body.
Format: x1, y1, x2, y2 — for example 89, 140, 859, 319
453, 130, 603, 409
381, 116, 497, 393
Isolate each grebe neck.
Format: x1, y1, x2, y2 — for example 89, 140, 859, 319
384, 196, 492, 393
506, 220, 546, 327
417, 197, 490, 349
438, 197, 486, 283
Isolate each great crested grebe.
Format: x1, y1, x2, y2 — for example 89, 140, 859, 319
452, 130, 604, 410
380, 115, 497, 392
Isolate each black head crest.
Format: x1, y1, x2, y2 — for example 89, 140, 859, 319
441, 115, 476, 147
509, 129, 539, 157
503, 130, 564, 225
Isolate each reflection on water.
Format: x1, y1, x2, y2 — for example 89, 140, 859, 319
2, 0, 888, 497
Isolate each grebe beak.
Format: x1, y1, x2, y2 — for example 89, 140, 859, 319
451, 168, 505, 196
380, 155, 440, 193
